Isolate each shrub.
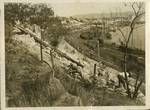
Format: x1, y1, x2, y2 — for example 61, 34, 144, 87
105, 32, 112, 40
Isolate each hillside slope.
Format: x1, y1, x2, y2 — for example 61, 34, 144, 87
5, 30, 144, 106
6, 37, 83, 107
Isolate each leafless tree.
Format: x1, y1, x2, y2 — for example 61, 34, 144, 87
116, 2, 145, 98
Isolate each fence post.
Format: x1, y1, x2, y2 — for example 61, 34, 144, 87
40, 30, 43, 62
50, 49, 55, 78
94, 63, 97, 77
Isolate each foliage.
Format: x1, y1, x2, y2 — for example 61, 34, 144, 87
5, 38, 66, 107
80, 32, 94, 40
5, 35, 143, 106
29, 4, 54, 29
105, 32, 112, 39
5, 3, 31, 24
54, 66, 142, 106
5, 3, 54, 27
44, 17, 68, 47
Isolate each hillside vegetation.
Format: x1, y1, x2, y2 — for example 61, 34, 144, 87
5, 3, 145, 107
5, 27, 143, 106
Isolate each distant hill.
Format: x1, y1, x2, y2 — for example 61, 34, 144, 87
72, 11, 133, 19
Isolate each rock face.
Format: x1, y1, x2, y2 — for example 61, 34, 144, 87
53, 92, 83, 106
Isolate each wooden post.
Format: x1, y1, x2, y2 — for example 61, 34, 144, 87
40, 29, 43, 62
97, 40, 100, 58
40, 44, 43, 61
94, 63, 97, 77
96, 22, 100, 58
50, 49, 55, 78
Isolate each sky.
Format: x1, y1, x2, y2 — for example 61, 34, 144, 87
50, 2, 132, 17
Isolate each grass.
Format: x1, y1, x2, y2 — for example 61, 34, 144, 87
54, 66, 143, 106
65, 28, 145, 96
5, 38, 66, 107
65, 27, 145, 74
5, 28, 143, 106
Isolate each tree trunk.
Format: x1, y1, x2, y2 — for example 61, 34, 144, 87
133, 79, 143, 99
134, 73, 140, 91
124, 46, 131, 98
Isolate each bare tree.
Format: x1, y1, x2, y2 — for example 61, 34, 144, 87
116, 2, 145, 98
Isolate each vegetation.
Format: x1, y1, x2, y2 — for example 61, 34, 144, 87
5, 3, 67, 60
5, 37, 141, 106
5, 2, 145, 107
5, 3, 68, 106
116, 2, 145, 99
6, 44, 67, 106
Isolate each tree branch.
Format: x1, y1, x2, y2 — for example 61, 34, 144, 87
131, 2, 137, 15
117, 27, 127, 42
126, 12, 145, 46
